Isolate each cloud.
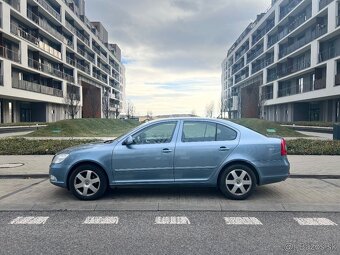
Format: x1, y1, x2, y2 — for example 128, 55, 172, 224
85, 0, 269, 116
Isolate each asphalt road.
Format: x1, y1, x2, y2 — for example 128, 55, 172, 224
0, 211, 338, 255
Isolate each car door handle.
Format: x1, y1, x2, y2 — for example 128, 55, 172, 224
219, 146, 230, 151
162, 148, 172, 153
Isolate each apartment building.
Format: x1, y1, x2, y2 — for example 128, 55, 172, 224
0, 0, 125, 123
222, 0, 340, 122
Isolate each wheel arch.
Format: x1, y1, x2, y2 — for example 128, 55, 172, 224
66, 160, 109, 190
217, 160, 261, 186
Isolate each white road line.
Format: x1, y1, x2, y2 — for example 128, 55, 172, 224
10, 217, 49, 225
224, 217, 263, 225
155, 216, 190, 225
294, 218, 337, 226
83, 216, 119, 224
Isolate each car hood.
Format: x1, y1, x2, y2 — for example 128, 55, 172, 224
57, 139, 120, 155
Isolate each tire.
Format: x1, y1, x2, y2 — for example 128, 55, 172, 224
69, 164, 108, 200
219, 164, 256, 200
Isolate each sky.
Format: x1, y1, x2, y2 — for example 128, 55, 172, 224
85, 0, 270, 117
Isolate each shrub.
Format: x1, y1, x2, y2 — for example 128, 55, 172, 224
287, 139, 340, 155
0, 138, 97, 155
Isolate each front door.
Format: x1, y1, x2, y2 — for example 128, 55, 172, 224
112, 121, 179, 184
174, 121, 239, 182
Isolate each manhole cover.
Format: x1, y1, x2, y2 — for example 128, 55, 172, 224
0, 163, 24, 168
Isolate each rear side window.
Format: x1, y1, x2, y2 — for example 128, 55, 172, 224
182, 121, 237, 142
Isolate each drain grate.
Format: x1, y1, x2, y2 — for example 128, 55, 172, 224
0, 163, 24, 168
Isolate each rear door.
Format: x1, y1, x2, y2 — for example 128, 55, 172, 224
174, 120, 239, 182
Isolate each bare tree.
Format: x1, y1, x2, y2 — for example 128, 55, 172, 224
102, 88, 110, 119
126, 101, 135, 119
218, 97, 226, 119
64, 85, 80, 119
146, 110, 153, 120
205, 101, 214, 118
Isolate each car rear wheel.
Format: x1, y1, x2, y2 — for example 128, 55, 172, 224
69, 164, 108, 200
219, 164, 256, 200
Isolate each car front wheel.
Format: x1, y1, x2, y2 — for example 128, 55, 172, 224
219, 164, 256, 200
69, 164, 108, 200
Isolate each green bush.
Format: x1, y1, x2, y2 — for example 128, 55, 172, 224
287, 139, 340, 155
0, 138, 97, 155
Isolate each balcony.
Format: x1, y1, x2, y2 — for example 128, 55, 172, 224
77, 47, 95, 63
278, 59, 311, 78
11, 23, 62, 60
280, 0, 302, 20
247, 47, 264, 63
35, 0, 61, 22
76, 62, 90, 75
28, 58, 74, 82
76, 30, 90, 46
12, 79, 63, 97
4, 0, 20, 11
288, 9, 312, 33
235, 72, 249, 84
93, 72, 107, 83
66, 56, 75, 66
0, 46, 20, 63
314, 78, 326, 90
319, 47, 340, 62
268, 34, 278, 48
98, 62, 110, 74
278, 86, 294, 97
65, 20, 77, 34
252, 56, 274, 74
27, 9, 66, 43
319, 0, 334, 10
252, 20, 275, 46
279, 25, 327, 59
262, 91, 273, 100
235, 47, 248, 61
335, 73, 340, 86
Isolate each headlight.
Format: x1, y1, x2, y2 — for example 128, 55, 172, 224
52, 153, 69, 164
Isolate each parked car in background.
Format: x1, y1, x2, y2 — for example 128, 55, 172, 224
49, 118, 289, 200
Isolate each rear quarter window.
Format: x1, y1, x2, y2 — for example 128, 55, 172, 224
216, 124, 237, 141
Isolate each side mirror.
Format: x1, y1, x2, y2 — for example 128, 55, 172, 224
123, 135, 134, 146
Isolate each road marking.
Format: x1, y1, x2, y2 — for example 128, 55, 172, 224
294, 218, 337, 226
10, 217, 49, 225
155, 216, 190, 225
83, 216, 119, 224
224, 217, 263, 225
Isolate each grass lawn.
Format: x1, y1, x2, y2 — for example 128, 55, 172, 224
230, 118, 305, 137
27, 118, 140, 137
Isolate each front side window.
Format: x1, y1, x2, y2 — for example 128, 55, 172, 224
182, 121, 237, 142
132, 122, 177, 144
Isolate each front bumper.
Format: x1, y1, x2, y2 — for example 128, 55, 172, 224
49, 163, 68, 188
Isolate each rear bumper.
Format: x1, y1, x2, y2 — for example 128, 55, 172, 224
256, 157, 290, 185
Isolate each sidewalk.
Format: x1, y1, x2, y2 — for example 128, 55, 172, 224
0, 155, 339, 177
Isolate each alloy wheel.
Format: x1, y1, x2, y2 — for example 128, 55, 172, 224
74, 170, 101, 197
225, 169, 252, 196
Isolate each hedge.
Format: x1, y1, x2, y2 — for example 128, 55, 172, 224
0, 138, 340, 155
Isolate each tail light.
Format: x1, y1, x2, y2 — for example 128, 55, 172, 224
281, 138, 287, 156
